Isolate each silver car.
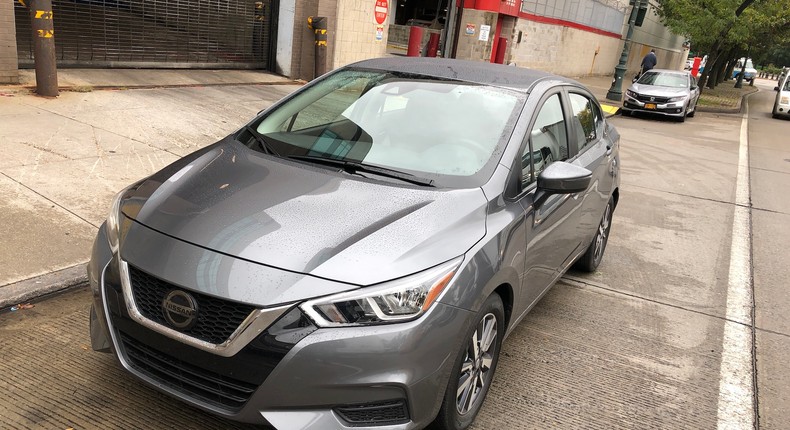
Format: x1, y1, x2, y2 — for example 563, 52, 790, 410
88, 58, 620, 430
622, 68, 701, 122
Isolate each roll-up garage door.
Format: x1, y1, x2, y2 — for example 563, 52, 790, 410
14, 0, 276, 69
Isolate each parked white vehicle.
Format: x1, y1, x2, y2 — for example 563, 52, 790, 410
773, 72, 790, 119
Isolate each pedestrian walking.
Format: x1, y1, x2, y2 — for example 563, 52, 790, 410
640, 49, 657, 76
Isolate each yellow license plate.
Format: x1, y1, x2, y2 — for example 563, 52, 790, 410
645, 103, 657, 109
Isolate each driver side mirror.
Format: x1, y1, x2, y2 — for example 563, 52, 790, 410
533, 161, 592, 207
775, 86, 780, 92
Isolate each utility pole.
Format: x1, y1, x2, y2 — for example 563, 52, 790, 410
606, 0, 641, 102
28, 0, 58, 97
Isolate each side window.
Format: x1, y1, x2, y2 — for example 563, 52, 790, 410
569, 93, 602, 152
521, 94, 569, 187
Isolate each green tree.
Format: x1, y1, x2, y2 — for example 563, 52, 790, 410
655, 0, 758, 91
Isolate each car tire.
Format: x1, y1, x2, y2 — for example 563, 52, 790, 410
677, 107, 687, 122
574, 197, 614, 272
621, 109, 631, 117
431, 294, 504, 430
688, 102, 696, 118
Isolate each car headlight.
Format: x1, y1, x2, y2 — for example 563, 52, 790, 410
300, 257, 463, 327
626, 90, 638, 98
668, 95, 687, 102
781, 96, 789, 105
105, 182, 141, 254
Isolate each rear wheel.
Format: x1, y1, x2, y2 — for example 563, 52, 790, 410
575, 197, 614, 272
431, 294, 504, 430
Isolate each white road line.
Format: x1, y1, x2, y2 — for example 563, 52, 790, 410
716, 103, 755, 429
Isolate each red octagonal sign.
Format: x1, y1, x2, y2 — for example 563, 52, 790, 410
374, 0, 388, 25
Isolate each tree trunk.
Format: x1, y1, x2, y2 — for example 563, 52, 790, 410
706, 51, 725, 89
723, 55, 738, 83
719, 49, 738, 84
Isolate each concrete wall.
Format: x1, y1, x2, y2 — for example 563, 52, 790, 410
454, 10, 497, 62
0, 0, 19, 84
631, 1, 686, 72
276, 0, 297, 76
331, 0, 390, 69
508, 18, 622, 77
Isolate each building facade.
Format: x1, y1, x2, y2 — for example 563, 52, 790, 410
0, 0, 685, 84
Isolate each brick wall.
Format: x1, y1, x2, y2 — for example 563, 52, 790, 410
453, 10, 497, 62
331, 0, 389, 69
0, 0, 19, 84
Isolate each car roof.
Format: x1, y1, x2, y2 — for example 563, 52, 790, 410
347, 57, 579, 93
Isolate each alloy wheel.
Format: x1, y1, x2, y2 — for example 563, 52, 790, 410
593, 203, 612, 263
456, 313, 498, 415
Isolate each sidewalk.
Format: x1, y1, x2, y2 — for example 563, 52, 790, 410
0, 67, 749, 309
0, 69, 301, 308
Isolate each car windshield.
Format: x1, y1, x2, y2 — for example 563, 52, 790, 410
637, 71, 688, 88
249, 68, 523, 188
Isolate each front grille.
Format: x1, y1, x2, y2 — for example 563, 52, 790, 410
335, 400, 410, 426
636, 94, 670, 103
120, 333, 258, 411
129, 266, 255, 344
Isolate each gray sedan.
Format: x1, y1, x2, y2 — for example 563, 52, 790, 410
622, 69, 700, 122
88, 58, 620, 430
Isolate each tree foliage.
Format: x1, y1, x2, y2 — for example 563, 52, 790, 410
654, 0, 790, 89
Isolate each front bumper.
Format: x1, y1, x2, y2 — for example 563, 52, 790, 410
774, 99, 790, 118
622, 95, 686, 117
88, 226, 472, 429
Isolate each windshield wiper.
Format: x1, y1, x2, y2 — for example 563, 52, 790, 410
245, 125, 281, 157
286, 155, 435, 187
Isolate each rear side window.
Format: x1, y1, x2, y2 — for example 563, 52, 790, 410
569, 93, 602, 152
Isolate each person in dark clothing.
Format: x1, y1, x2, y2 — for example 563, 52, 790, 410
641, 49, 657, 74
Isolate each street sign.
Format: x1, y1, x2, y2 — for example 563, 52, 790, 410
374, 0, 388, 25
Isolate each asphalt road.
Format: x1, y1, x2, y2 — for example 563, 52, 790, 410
1, 81, 788, 429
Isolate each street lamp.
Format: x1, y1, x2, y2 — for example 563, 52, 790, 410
606, 0, 643, 101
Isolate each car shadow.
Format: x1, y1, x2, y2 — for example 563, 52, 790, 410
620, 111, 688, 123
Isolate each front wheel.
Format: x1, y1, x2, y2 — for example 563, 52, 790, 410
431, 294, 504, 430
575, 197, 614, 272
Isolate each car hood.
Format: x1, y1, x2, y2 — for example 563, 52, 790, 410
121, 138, 488, 286
630, 83, 689, 97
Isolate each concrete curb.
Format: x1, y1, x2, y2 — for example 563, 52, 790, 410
695, 86, 759, 114
0, 263, 88, 310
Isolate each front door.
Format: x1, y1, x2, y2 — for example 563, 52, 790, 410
515, 91, 585, 313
